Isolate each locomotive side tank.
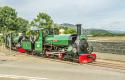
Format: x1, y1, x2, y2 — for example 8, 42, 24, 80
45, 34, 74, 46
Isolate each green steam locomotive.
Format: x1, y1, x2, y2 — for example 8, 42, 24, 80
5, 24, 96, 63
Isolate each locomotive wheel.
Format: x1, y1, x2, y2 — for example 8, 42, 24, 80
58, 53, 65, 60
45, 51, 51, 58
87, 46, 93, 54
72, 47, 77, 53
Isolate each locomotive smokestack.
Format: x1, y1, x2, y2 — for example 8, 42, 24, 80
76, 24, 82, 35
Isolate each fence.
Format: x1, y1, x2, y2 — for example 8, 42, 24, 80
88, 41, 125, 55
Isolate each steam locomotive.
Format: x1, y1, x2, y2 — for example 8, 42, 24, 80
5, 24, 96, 63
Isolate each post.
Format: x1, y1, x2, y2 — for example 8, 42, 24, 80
9, 33, 12, 55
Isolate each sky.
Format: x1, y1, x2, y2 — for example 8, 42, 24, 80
0, 0, 125, 31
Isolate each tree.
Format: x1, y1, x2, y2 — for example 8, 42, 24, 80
0, 6, 17, 31
64, 28, 76, 34
31, 12, 53, 29
0, 6, 29, 33
15, 17, 29, 31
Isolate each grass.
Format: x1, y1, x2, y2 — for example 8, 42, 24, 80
88, 36, 125, 41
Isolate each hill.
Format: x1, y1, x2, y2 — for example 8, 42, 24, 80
61, 23, 111, 35
61, 23, 76, 28
60, 23, 125, 36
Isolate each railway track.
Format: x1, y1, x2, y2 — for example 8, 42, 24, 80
87, 60, 125, 71
37, 55, 125, 71
15, 51, 125, 71
1, 46, 125, 72
32, 55, 125, 71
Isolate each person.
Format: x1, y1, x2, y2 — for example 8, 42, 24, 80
7, 35, 11, 47
30, 35, 35, 52
17, 33, 27, 48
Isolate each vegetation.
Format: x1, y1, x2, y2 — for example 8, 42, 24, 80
31, 12, 53, 29
0, 6, 76, 37
64, 28, 76, 34
0, 6, 124, 37
91, 30, 125, 37
0, 6, 29, 33
91, 32, 113, 37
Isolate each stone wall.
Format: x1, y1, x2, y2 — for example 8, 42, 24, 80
88, 41, 125, 55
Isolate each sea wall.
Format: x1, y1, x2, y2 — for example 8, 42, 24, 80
88, 41, 125, 55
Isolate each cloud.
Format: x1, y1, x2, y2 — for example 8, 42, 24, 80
0, 1, 6, 6
89, 9, 125, 31
2, 0, 113, 20
0, 0, 125, 31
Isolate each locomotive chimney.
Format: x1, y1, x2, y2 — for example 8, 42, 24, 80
76, 24, 82, 35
